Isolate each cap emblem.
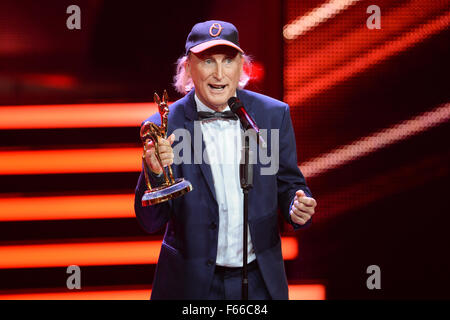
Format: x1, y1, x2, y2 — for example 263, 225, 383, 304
209, 23, 223, 37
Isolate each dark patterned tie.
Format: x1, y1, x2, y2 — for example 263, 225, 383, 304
197, 111, 238, 121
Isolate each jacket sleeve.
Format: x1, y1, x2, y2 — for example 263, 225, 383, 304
134, 161, 172, 234
276, 104, 313, 230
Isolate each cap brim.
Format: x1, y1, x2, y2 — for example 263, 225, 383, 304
190, 40, 244, 54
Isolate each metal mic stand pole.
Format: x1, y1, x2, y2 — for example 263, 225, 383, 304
240, 134, 253, 300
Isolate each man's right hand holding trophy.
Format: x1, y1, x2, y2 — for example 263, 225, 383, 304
140, 90, 192, 206
143, 132, 176, 175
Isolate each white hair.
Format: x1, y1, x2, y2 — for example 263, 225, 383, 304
173, 52, 252, 95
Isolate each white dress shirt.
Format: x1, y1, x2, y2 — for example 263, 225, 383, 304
195, 94, 256, 267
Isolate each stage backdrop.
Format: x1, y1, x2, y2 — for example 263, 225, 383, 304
0, 0, 448, 299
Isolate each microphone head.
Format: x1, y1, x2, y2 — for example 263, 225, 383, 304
228, 97, 242, 113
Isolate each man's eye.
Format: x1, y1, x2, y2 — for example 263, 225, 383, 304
205, 59, 213, 64
225, 58, 233, 64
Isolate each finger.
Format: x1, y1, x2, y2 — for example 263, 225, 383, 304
144, 153, 163, 173
158, 153, 174, 161
290, 210, 306, 225
302, 206, 315, 216
168, 133, 176, 145
144, 149, 156, 159
292, 205, 312, 220
294, 200, 311, 212
294, 201, 315, 215
149, 167, 163, 175
157, 137, 171, 146
145, 140, 155, 150
296, 190, 306, 198
158, 145, 173, 153
161, 158, 174, 167
299, 196, 317, 207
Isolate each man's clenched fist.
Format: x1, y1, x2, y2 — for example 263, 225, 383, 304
144, 133, 175, 174
290, 189, 317, 225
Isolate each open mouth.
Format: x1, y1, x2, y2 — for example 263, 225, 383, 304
208, 84, 227, 90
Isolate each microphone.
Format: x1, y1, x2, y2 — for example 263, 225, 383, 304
228, 97, 267, 149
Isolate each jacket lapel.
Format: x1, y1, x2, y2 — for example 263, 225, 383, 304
236, 90, 262, 222
236, 89, 259, 126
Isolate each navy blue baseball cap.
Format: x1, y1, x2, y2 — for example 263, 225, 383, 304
185, 20, 244, 55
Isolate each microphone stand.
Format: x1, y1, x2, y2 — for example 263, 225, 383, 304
240, 134, 253, 300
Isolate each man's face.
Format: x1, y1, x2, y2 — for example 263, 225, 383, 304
186, 46, 243, 112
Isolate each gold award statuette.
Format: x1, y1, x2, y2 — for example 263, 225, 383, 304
140, 90, 193, 206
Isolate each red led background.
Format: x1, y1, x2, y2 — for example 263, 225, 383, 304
283, 0, 449, 299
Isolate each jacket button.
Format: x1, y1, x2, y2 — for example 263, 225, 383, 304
207, 259, 214, 266
210, 222, 217, 230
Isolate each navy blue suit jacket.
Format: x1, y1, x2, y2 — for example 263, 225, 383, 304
134, 89, 312, 299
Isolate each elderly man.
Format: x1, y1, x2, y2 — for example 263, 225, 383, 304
134, 20, 317, 300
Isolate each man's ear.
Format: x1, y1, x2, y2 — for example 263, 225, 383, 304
239, 55, 245, 77
185, 57, 191, 77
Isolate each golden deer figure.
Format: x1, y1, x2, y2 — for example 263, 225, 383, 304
140, 90, 175, 190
